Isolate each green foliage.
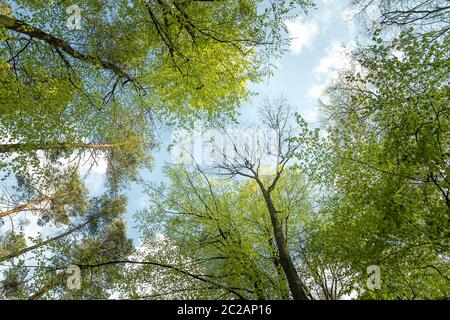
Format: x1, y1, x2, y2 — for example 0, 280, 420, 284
0, 230, 26, 257
308, 30, 450, 299
133, 165, 312, 299
1, 0, 313, 127
1, 0, 315, 300
2, 0, 448, 301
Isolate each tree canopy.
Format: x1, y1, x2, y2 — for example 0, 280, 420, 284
0, 0, 448, 301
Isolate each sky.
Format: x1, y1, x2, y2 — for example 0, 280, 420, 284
120, 0, 362, 243
0, 0, 365, 247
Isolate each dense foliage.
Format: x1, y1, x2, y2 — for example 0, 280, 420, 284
0, 0, 448, 300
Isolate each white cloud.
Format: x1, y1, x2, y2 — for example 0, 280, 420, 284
303, 107, 320, 123
341, 5, 359, 34
306, 40, 357, 102
285, 1, 336, 55
307, 83, 327, 100
314, 40, 354, 78
342, 2, 382, 34
286, 18, 320, 54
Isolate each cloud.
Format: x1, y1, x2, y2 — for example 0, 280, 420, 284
391, 48, 405, 61
342, 2, 382, 34
313, 40, 354, 78
286, 18, 320, 54
307, 83, 327, 100
285, 1, 336, 55
341, 5, 359, 34
303, 107, 320, 123
307, 40, 356, 102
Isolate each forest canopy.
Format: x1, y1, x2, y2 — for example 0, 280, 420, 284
0, 0, 448, 301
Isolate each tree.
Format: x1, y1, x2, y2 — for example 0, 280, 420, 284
131, 164, 314, 299
1, 0, 314, 225
0, 162, 135, 299
210, 96, 320, 300
0, 167, 88, 224
352, 0, 450, 37
308, 30, 450, 299
1, 2, 314, 268
1, 0, 314, 128
0, 99, 154, 188
0, 191, 133, 299
127, 97, 321, 300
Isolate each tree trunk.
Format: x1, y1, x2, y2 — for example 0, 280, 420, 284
0, 14, 134, 82
28, 275, 65, 300
258, 184, 308, 300
0, 217, 93, 263
268, 237, 290, 299
0, 191, 74, 218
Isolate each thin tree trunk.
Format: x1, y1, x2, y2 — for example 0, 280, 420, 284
28, 275, 64, 300
257, 182, 308, 300
0, 217, 94, 263
0, 191, 74, 218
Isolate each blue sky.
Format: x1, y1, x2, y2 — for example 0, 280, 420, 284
122, 0, 360, 243
0, 0, 365, 246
